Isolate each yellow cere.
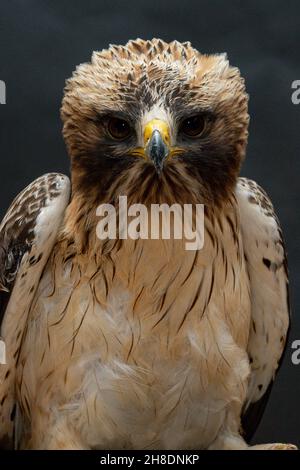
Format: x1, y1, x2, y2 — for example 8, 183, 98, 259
143, 119, 171, 146
130, 119, 183, 160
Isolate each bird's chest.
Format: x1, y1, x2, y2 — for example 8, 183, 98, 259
92, 238, 249, 447
22, 212, 251, 449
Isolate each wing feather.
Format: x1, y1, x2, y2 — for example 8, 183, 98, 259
0, 173, 70, 448
236, 177, 290, 442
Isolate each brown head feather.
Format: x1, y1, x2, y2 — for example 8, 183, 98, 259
61, 38, 249, 248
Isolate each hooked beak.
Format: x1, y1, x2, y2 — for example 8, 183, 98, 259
130, 118, 183, 172
144, 119, 170, 173
146, 129, 169, 173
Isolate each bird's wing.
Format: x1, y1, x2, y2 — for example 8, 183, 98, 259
0, 173, 70, 448
235, 177, 290, 442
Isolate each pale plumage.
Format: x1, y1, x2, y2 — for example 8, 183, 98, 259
0, 39, 295, 450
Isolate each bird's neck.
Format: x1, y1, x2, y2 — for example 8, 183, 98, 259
61, 163, 238, 255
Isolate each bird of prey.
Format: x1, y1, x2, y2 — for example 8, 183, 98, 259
0, 39, 296, 450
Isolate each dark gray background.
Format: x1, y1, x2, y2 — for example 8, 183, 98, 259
0, 0, 299, 446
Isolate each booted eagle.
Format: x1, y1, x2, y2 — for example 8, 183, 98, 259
0, 39, 296, 450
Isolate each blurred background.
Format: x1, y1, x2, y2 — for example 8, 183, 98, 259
0, 0, 300, 446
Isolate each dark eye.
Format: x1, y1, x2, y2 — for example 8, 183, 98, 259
180, 114, 206, 138
107, 117, 131, 140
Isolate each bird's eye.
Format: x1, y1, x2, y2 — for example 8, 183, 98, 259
180, 114, 206, 138
107, 117, 131, 140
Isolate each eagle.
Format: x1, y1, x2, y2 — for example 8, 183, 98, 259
0, 39, 296, 450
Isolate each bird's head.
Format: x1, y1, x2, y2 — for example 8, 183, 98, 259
61, 39, 249, 205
